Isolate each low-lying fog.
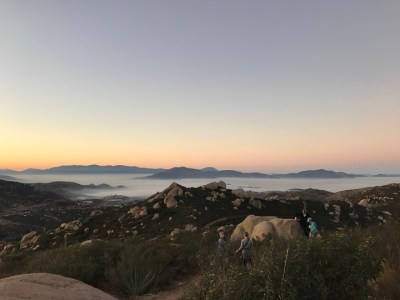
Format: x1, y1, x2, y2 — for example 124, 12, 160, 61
10, 174, 400, 200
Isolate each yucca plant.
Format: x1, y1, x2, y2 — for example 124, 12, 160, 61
120, 267, 156, 296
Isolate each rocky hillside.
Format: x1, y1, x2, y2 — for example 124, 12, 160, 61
325, 183, 400, 217
32, 181, 121, 199
0, 180, 112, 243
16, 181, 393, 252
2, 180, 399, 258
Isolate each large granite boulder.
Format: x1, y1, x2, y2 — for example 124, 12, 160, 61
0, 273, 117, 300
231, 215, 304, 242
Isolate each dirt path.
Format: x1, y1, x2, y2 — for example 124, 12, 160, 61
135, 275, 200, 300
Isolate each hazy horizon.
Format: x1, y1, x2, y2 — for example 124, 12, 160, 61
6, 173, 400, 198
1, 1, 399, 173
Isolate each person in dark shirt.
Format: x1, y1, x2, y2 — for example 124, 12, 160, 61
296, 208, 311, 237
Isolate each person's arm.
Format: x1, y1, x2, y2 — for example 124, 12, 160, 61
236, 239, 244, 252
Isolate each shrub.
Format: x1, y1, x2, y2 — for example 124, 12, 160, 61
0, 232, 202, 298
186, 233, 382, 300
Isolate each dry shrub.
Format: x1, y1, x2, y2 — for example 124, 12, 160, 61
372, 263, 400, 300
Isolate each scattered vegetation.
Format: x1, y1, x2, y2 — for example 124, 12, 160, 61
1, 222, 400, 299
0, 232, 200, 298
185, 233, 383, 300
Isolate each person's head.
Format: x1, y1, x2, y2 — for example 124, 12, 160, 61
244, 232, 249, 239
218, 231, 225, 239
302, 208, 307, 215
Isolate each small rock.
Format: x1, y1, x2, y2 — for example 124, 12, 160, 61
152, 213, 159, 221
153, 203, 160, 209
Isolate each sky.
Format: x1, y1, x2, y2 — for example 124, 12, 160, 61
1, 1, 399, 173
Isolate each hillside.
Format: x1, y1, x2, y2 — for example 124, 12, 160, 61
0, 180, 112, 242
1, 180, 400, 299
32, 181, 120, 199
2, 179, 400, 252
26, 181, 393, 251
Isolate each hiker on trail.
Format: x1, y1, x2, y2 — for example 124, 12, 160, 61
217, 231, 226, 249
297, 208, 311, 237
308, 217, 319, 238
236, 232, 253, 268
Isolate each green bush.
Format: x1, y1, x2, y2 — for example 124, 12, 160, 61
186, 234, 382, 300
0, 232, 202, 298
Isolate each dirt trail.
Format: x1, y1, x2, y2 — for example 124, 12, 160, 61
135, 275, 200, 300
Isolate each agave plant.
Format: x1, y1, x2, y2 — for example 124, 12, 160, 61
120, 267, 156, 296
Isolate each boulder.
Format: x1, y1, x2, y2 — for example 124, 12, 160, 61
80, 240, 94, 247
358, 199, 370, 207
232, 198, 242, 207
167, 186, 184, 197
148, 192, 163, 203
185, 224, 197, 232
249, 197, 262, 209
232, 188, 246, 199
138, 206, 147, 217
170, 228, 181, 239
61, 220, 82, 231
117, 213, 127, 223
203, 182, 219, 190
0, 273, 117, 300
89, 210, 103, 218
217, 180, 227, 189
20, 231, 40, 250
231, 215, 303, 242
128, 206, 147, 218
164, 195, 177, 208
3, 244, 14, 251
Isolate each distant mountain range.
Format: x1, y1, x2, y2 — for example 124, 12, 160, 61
144, 167, 362, 179
0, 165, 165, 174
0, 165, 398, 179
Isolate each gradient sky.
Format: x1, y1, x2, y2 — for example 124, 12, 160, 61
1, 1, 399, 173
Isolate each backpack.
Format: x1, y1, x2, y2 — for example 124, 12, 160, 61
310, 222, 318, 233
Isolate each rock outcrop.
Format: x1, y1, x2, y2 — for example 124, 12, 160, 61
231, 215, 304, 242
232, 188, 246, 199
0, 273, 117, 300
19, 231, 40, 250
203, 181, 226, 190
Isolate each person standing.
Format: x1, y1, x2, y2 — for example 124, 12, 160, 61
236, 232, 253, 268
217, 231, 226, 249
298, 208, 311, 237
